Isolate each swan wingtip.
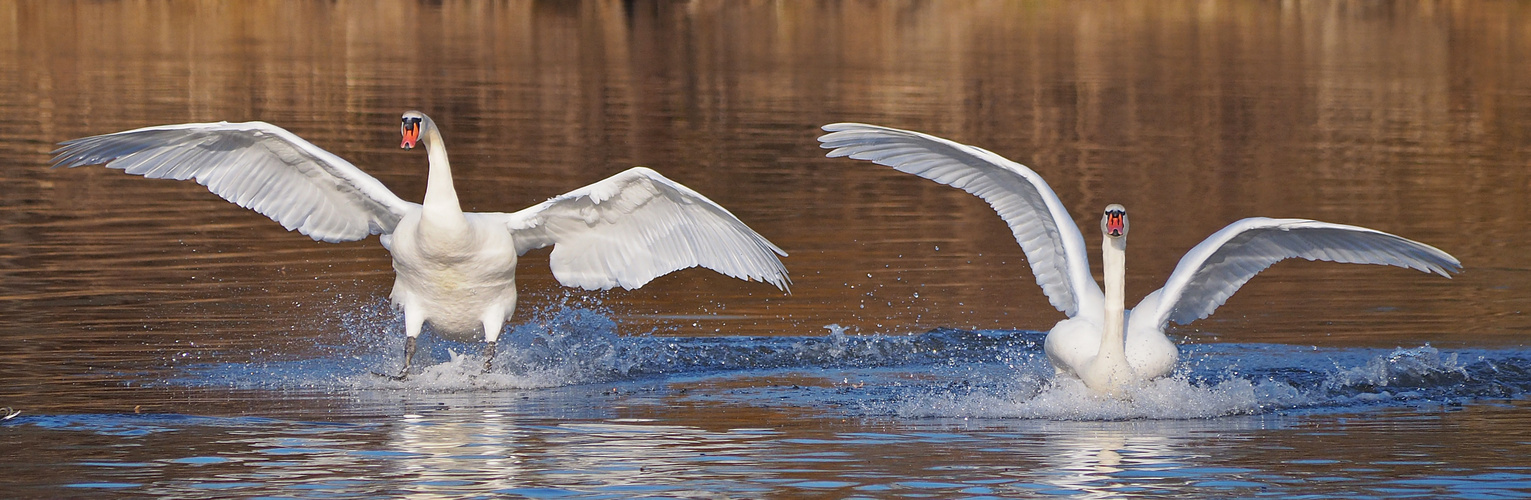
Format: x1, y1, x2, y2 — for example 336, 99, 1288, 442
626, 165, 660, 176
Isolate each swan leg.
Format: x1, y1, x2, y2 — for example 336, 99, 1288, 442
387, 309, 427, 381
391, 336, 418, 381
482, 341, 497, 372
481, 309, 507, 373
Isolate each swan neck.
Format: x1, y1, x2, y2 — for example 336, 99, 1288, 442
421, 125, 465, 226
1100, 235, 1127, 357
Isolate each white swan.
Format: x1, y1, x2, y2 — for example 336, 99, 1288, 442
51, 111, 790, 379
818, 123, 1460, 394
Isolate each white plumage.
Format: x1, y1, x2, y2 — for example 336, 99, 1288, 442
53, 121, 408, 242
817, 123, 1098, 318
819, 122, 1459, 394
53, 111, 789, 378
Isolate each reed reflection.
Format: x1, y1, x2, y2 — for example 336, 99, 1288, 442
3, 0, 1522, 348
0, 0, 1528, 497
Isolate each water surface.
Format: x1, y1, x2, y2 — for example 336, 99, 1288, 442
2, 1, 1530, 497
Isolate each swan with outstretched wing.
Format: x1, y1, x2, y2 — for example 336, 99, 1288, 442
819, 123, 1458, 394
52, 111, 790, 379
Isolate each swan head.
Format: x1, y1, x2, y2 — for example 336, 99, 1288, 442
400, 110, 434, 149
1101, 204, 1128, 238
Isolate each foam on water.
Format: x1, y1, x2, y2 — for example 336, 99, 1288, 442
889, 375, 1281, 420
182, 302, 1531, 420
884, 344, 1531, 420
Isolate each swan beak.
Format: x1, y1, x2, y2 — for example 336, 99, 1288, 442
1104, 210, 1127, 237
401, 123, 420, 149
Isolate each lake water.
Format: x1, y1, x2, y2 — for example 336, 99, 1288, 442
3, 1, 1531, 497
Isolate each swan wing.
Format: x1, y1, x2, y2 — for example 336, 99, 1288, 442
1142, 218, 1461, 329
497, 167, 790, 292
51, 121, 416, 242
818, 123, 1100, 317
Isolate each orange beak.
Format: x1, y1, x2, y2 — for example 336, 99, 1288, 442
401, 123, 420, 149
1105, 212, 1126, 236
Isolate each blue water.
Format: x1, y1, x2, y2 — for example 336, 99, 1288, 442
181, 305, 1531, 420
6, 305, 1531, 498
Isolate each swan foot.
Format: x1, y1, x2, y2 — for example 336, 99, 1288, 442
482, 341, 497, 373
373, 336, 418, 381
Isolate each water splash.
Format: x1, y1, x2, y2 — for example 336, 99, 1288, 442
883, 344, 1531, 420
886, 371, 1315, 420
178, 302, 1531, 419
187, 304, 1043, 392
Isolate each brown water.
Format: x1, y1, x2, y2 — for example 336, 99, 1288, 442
3, 1, 1531, 497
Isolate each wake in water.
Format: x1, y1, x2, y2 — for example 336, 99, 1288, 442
183, 300, 1531, 420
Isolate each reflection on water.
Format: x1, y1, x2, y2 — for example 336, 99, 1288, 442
11, 318, 1520, 497
1, 0, 1530, 497
390, 409, 523, 494
8, 350, 1531, 498
6, 0, 1527, 347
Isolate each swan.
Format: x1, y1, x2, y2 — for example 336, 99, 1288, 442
818, 123, 1460, 394
51, 111, 790, 379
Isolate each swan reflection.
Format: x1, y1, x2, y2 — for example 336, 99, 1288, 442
1027, 418, 1274, 497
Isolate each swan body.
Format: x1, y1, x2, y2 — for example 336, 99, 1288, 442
52, 111, 790, 378
819, 123, 1460, 394
382, 210, 522, 343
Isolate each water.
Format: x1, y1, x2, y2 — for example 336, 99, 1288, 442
8, 309, 1531, 497
3, 0, 1531, 497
